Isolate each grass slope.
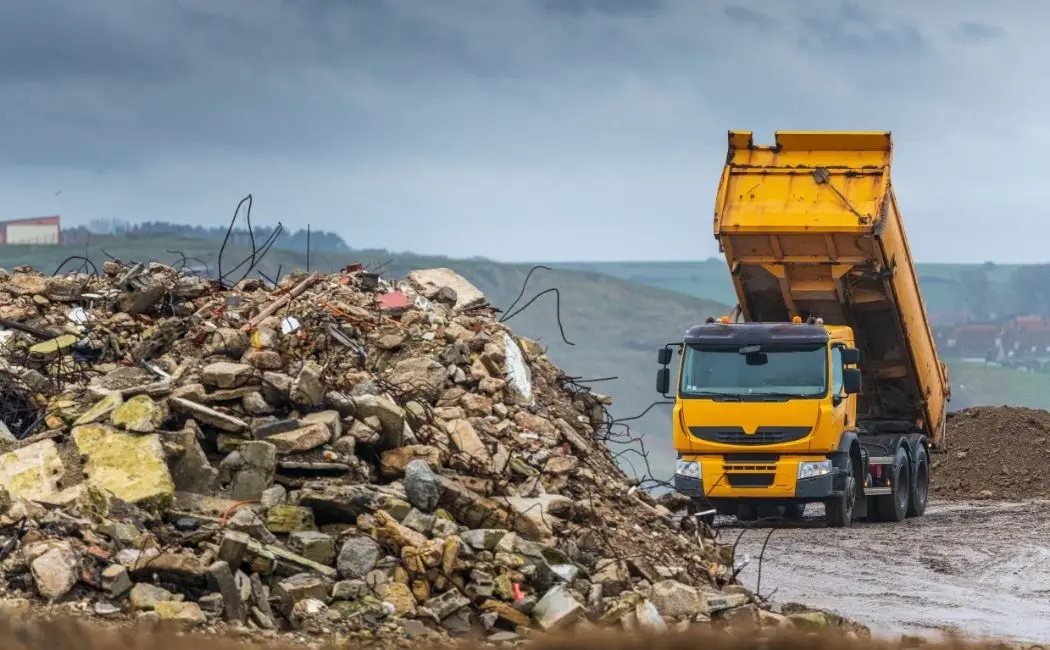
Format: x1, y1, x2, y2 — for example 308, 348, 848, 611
551, 259, 1021, 320
0, 238, 725, 484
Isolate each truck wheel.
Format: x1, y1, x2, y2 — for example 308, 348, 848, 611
784, 502, 806, 520
736, 504, 758, 522
757, 504, 782, 520
874, 447, 911, 522
825, 461, 855, 528
907, 446, 929, 518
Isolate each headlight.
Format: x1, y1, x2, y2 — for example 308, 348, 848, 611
798, 460, 832, 480
675, 459, 701, 479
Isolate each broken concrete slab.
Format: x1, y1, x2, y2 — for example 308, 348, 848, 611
532, 585, 584, 631
267, 423, 331, 455
0, 439, 66, 502
406, 268, 486, 312
74, 392, 123, 427
72, 424, 176, 509
110, 394, 165, 433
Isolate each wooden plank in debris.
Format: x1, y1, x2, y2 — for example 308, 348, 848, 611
240, 273, 322, 332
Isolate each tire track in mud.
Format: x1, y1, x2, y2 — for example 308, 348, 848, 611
722, 499, 1050, 644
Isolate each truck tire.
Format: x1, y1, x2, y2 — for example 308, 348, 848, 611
736, 504, 758, 522
907, 445, 929, 518
873, 447, 911, 522
825, 461, 855, 528
757, 504, 782, 520
784, 502, 806, 520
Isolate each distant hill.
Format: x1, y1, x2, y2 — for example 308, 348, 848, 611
6, 237, 1050, 482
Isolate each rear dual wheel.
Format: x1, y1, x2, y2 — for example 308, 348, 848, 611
907, 446, 929, 518
872, 447, 911, 522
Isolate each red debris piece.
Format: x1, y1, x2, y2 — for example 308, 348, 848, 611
377, 290, 410, 312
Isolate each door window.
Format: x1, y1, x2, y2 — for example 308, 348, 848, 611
831, 346, 844, 395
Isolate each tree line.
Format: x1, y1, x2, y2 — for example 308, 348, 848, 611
66, 219, 349, 254
960, 262, 1050, 321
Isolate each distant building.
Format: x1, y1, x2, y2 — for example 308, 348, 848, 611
0, 216, 61, 245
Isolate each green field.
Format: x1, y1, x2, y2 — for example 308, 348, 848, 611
945, 360, 1050, 412
2, 238, 1044, 483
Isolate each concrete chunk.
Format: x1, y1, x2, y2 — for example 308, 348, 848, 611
207, 561, 247, 622
74, 392, 123, 427
0, 439, 66, 502
648, 580, 705, 619
407, 268, 486, 311
154, 601, 206, 628
30, 542, 79, 600
110, 394, 164, 432
448, 419, 492, 468
267, 423, 331, 454
202, 362, 256, 390
72, 424, 175, 509
532, 585, 584, 631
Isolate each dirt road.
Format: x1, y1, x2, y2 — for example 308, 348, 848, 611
726, 499, 1050, 644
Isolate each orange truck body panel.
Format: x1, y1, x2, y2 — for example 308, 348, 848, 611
712, 131, 950, 447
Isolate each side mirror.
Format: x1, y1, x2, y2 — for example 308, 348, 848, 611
843, 368, 861, 395
657, 348, 673, 365
842, 347, 861, 365
656, 367, 671, 395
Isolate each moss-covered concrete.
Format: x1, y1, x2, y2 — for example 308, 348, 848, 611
72, 424, 175, 509
0, 440, 66, 501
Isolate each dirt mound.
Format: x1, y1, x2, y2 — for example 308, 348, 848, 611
931, 406, 1050, 501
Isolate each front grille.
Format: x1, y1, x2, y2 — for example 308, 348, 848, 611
724, 463, 776, 472
690, 426, 810, 446
726, 473, 776, 488
725, 454, 778, 463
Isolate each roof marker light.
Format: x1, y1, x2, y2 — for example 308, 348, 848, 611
792, 316, 802, 324
719, 315, 730, 324
815, 317, 824, 325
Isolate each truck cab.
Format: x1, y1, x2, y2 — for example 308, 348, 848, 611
658, 317, 863, 526
659, 131, 949, 528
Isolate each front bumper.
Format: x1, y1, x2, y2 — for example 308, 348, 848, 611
673, 455, 835, 501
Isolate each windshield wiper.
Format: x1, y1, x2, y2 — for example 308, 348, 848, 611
687, 391, 743, 401
746, 391, 817, 401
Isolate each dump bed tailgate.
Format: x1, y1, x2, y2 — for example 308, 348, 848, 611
712, 131, 950, 446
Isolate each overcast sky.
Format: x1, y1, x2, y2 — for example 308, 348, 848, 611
0, 0, 1042, 262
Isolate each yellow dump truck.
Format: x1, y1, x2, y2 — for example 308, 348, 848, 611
656, 131, 950, 527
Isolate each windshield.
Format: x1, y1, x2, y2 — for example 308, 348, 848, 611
680, 344, 828, 398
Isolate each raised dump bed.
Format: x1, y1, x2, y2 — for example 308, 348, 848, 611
712, 130, 950, 447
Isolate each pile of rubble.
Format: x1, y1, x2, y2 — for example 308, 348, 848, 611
0, 262, 840, 645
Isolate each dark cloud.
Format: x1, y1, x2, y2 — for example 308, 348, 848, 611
0, 0, 1043, 262
797, 1, 924, 58
723, 6, 778, 30
955, 21, 1005, 42
540, 0, 665, 17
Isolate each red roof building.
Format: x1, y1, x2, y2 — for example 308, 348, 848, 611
0, 216, 61, 245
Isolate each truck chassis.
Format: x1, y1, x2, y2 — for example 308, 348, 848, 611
691, 432, 931, 528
